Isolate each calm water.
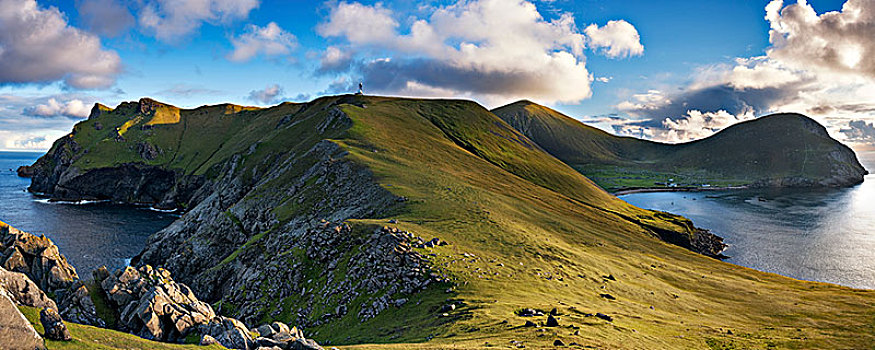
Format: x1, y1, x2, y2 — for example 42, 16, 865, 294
621, 150, 875, 289
0, 151, 177, 275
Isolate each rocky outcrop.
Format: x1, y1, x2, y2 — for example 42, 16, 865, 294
0, 221, 103, 327
0, 293, 46, 350
0, 221, 78, 294
40, 307, 72, 341
96, 264, 323, 349
57, 280, 104, 327
134, 138, 430, 326
98, 265, 216, 341
16, 165, 34, 178
0, 267, 57, 310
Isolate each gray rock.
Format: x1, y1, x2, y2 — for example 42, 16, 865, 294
100, 265, 216, 341
40, 307, 71, 341
256, 324, 275, 338
0, 293, 46, 350
0, 267, 57, 310
201, 316, 255, 350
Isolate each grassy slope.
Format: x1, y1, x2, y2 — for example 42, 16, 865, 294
491, 101, 863, 191
315, 97, 874, 349
18, 306, 226, 350
32, 96, 875, 349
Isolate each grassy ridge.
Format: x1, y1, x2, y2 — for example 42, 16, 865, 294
492, 101, 867, 191
31, 95, 875, 348
317, 96, 875, 348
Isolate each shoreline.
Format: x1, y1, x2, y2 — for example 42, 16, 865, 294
612, 185, 750, 196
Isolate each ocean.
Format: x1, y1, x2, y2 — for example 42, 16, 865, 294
0, 151, 177, 275
621, 150, 875, 289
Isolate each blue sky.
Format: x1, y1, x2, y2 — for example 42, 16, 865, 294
2, 0, 874, 151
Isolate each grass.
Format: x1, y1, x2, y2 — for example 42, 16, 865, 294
18, 306, 226, 350
492, 100, 866, 192
32, 95, 875, 349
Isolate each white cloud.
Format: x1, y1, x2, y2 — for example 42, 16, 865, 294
765, 0, 875, 77
318, 46, 354, 73
78, 0, 134, 37
584, 20, 644, 59
612, 109, 755, 143
0, 0, 122, 89
317, 2, 398, 44
840, 119, 875, 144
613, 1, 875, 145
24, 98, 91, 119
316, 0, 642, 105
247, 84, 284, 104
139, 0, 260, 41
227, 22, 297, 62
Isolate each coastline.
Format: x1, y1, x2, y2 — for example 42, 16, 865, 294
612, 185, 750, 196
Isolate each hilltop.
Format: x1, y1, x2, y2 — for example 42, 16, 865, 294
18, 95, 875, 349
492, 100, 868, 191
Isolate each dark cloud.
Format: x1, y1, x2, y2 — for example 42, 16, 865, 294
622, 84, 797, 120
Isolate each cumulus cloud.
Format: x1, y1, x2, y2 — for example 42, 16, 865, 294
613, 0, 875, 145
765, 0, 875, 78
0, 0, 122, 89
317, 2, 398, 44
0, 93, 101, 151
316, 0, 642, 105
78, 0, 134, 37
24, 98, 91, 119
841, 119, 875, 144
227, 22, 297, 62
247, 84, 284, 104
139, 0, 260, 41
318, 46, 355, 74
584, 20, 644, 58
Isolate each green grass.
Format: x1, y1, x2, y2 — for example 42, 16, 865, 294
492, 100, 867, 192
34, 95, 875, 349
18, 306, 226, 350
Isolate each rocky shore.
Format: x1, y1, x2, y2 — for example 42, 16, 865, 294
0, 220, 325, 350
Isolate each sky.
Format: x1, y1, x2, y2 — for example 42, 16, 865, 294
2, 0, 875, 152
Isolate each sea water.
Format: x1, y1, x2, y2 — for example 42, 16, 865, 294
0, 151, 177, 274
621, 150, 875, 289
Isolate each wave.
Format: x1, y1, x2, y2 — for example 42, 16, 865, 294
34, 198, 110, 205
147, 207, 178, 213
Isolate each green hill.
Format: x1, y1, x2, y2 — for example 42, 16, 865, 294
23, 95, 875, 349
492, 100, 868, 191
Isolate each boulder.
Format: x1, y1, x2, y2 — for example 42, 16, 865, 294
39, 307, 72, 341
546, 314, 559, 327
0, 220, 78, 294
256, 324, 275, 338
0, 267, 57, 310
57, 280, 104, 327
201, 316, 255, 350
0, 293, 46, 350
99, 265, 216, 341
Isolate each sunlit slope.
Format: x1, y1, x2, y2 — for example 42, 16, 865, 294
26, 95, 875, 349
321, 97, 875, 349
492, 100, 868, 191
